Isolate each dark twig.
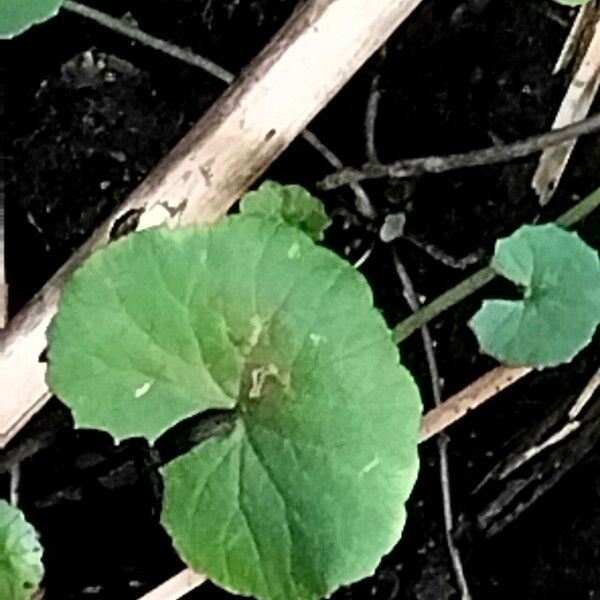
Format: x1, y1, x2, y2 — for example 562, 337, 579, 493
457, 363, 600, 540
62, 1, 234, 83
500, 364, 600, 478
406, 237, 484, 270
301, 131, 376, 219
365, 74, 381, 163
319, 112, 600, 190
392, 250, 471, 600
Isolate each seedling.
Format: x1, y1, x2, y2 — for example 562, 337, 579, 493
48, 182, 422, 600
0, 501, 44, 600
0, 0, 64, 38
470, 224, 600, 368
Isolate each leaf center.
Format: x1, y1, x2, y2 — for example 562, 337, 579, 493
239, 361, 289, 408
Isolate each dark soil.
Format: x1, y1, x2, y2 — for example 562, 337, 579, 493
3, 0, 600, 598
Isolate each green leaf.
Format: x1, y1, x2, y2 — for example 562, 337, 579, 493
0, 501, 44, 600
49, 216, 421, 599
0, 0, 63, 38
469, 224, 600, 368
240, 181, 331, 241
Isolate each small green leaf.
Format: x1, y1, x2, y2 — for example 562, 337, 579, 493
0, 0, 63, 39
49, 217, 421, 599
0, 501, 44, 600
240, 181, 331, 241
469, 224, 600, 368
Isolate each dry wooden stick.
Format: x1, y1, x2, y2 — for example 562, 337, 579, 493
0, 0, 424, 448
553, 1, 600, 75
419, 365, 533, 443
0, 198, 5, 328
533, 4, 600, 205
138, 569, 207, 600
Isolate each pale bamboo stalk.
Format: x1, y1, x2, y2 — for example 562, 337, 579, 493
0, 142, 6, 328
533, 8, 600, 205
138, 569, 207, 600
553, 1, 599, 75
0, 0, 424, 447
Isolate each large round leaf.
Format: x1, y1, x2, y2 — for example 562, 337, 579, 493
0, 0, 63, 38
49, 216, 421, 599
0, 501, 44, 600
469, 224, 600, 367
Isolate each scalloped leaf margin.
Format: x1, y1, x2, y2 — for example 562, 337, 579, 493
0, 0, 63, 39
49, 214, 422, 600
469, 224, 600, 368
240, 181, 331, 241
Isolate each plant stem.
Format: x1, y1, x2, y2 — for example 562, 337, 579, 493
556, 186, 600, 227
392, 267, 495, 343
392, 187, 600, 343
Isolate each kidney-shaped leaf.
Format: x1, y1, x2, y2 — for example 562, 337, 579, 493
0, 501, 44, 600
49, 216, 421, 599
470, 224, 600, 368
240, 181, 330, 241
0, 0, 63, 38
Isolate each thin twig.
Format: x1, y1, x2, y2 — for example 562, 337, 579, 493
62, 1, 234, 83
301, 131, 376, 219
318, 112, 600, 189
352, 244, 374, 269
62, 1, 377, 220
9, 463, 20, 506
405, 237, 484, 270
500, 364, 600, 478
392, 250, 471, 599
365, 74, 381, 163
569, 363, 600, 419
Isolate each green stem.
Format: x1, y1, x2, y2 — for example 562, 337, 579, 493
555, 187, 600, 227
392, 188, 600, 344
392, 267, 495, 343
